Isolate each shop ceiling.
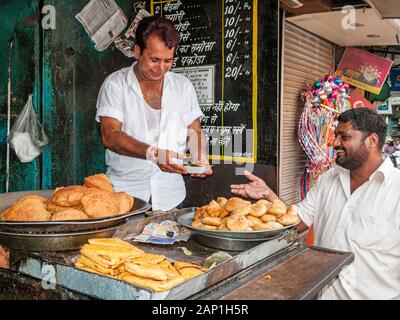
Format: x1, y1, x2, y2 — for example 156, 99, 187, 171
280, 0, 400, 47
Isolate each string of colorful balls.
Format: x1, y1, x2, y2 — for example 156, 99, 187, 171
298, 73, 352, 197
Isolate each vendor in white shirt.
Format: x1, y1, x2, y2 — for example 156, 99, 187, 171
230, 108, 400, 300
96, 16, 212, 211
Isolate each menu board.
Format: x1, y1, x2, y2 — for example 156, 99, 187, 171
150, 0, 258, 163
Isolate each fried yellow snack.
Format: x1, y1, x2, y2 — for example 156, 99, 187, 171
80, 189, 120, 218
286, 205, 298, 216
226, 214, 250, 231
80, 243, 143, 269
84, 173, 114, 193
255, 199, 271, 208
114, 192, 134, 214
249, 203, 268, 217
230, 204, 251, 216
267, 199, 287, 216
205, 200, 221, 217
201, 224, 218, 230
253, 221, 284, 230
87, 238, 144, 253
225, 197, 245, 212
246, 215, 263, 226
75, 255, 119, 277
128, 253, 165, 265
201, 216, 222, 227
191, 219, 203, 229
46, 201, 83, 213
260, 214, 277, 223
51, 209, 88, 221
120, 274, 185, 292
0, 195, 51, 222
216, 197, 228, 207
277, 214, 299, 226
51, 185, 89, 207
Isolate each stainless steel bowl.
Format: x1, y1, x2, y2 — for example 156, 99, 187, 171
178, 210, 300, 239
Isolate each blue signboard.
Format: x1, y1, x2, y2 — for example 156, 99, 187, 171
391, 68, 400, 92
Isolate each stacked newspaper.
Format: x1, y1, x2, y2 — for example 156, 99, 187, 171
76, 0, 150, 56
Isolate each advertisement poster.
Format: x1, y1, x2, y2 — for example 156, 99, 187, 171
350, 90, 376, 110
336, 47, 393, 95
390, 68, 400, 92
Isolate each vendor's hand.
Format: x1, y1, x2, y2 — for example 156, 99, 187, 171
191, 159, 213, 178
230, 170, 277, 201
155, 148, 188, 174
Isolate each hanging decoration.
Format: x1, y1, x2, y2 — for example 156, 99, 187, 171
297, 72, 352, 198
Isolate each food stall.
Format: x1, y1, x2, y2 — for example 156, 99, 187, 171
0, 188, 353, 300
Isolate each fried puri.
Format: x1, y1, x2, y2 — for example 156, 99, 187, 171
205, 200, 221, 217
216, 197, 228, 207
114, 192, 134, 214
225, 197, 245, 212
84, 173, 114, 193
201, 216, 222, 227
46, 201, 84, 213
230, 204, 251, 216
268, 199, 287, 215
249, 203, 268, 217
51, 185, 89, 207
286, 205, 298, 216
226, 214, 250, 231
80, 189, 120, 218
253, 221, 284, 230
0, 195, 51, 221
51, 209, 88, 221
260, 214, 277, 223
277, 214, 299, 226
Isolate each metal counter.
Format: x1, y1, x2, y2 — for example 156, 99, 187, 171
0, 209, 354, 300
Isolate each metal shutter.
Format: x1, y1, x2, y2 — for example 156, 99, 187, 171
279, 21, 334, 204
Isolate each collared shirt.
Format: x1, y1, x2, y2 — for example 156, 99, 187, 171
297, 157, 400, 300
95, 64, 204, 211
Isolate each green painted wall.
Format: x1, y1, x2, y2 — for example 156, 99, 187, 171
0, 0, 40, 192
1, 0, 137, 192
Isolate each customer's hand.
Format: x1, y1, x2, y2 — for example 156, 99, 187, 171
230, 170, 278, 201
155, 148, 188, 174
0, 245, 9, 269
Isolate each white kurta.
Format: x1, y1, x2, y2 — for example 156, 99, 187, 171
297, 157, 400, 300
95, 64, 204, 211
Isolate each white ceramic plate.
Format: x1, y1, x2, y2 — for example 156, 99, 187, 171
184, 164, 207, 174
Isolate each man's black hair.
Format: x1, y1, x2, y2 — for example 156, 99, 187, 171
337, 108, 387, 149
135, 16, 180, 52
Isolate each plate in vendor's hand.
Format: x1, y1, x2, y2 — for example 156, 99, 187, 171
183, 164, 207, 174
178, 210, 300, 240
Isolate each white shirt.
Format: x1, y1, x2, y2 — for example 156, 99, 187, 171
143, 101, 161, 146
95, 64, 204, 211
297, 157, 400, 300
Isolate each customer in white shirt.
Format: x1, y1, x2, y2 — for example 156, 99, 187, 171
230, 108, 400, 300
96, 16, 212, 211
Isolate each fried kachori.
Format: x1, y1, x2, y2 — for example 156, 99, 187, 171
80, 189, 120, 218
0, 195, 51, 221
51, 185, 89, 207
114, 192, 134, 215
84, 173, 114, 193
51, 209, 88, 221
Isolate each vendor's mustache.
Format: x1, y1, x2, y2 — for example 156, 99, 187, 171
335, 147, 346, 152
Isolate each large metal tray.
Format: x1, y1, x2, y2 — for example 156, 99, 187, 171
0, 221, 125, 252
178, 210, 300, 239
0, 190, 151, 233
